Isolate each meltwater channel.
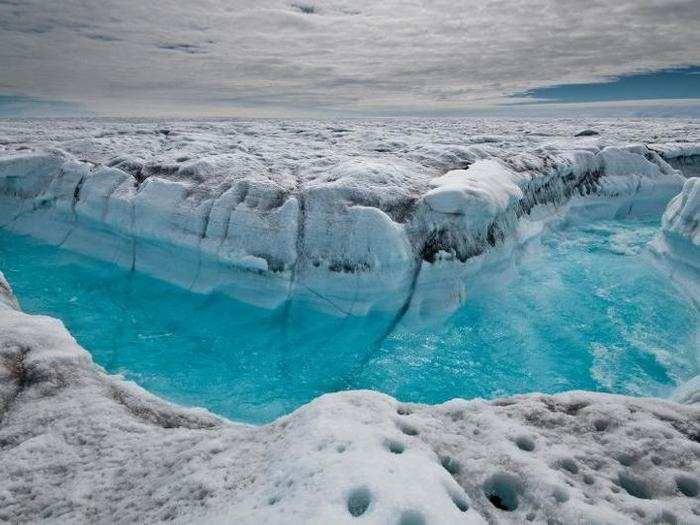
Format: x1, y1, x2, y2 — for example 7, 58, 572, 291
1, 217, 697, 424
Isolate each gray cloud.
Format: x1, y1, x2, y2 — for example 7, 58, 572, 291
0, 0, 698, 116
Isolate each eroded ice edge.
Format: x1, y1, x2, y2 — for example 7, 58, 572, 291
0, 119, 699, 524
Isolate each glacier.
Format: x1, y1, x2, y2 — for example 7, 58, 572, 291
0, 118, 697, 317
0, 118, 699, 523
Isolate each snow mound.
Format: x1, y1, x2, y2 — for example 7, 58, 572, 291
424, 160, 524, 218
0, 276, 699, 524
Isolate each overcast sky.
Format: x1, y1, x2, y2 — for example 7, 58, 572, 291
1, 0, 699, 117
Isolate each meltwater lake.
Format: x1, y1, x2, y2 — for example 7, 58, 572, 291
1, 217, 697, 424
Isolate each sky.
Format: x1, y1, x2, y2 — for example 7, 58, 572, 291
0, 0, 699, 118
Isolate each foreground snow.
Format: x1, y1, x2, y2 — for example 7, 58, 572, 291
0, 278, 698, 524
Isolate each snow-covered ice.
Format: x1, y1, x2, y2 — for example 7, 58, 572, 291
0, 118, 697, 315
1, 118, 699, 523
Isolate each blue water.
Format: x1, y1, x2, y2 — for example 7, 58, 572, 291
0, 218, 697, 424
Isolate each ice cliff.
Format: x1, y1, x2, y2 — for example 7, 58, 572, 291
0, 275, 699, 524
0, 119, 696, 316
648, 172, 700, 344
652, 177, 700, 280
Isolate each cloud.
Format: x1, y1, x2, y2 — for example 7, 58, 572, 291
0, 0, 698, 116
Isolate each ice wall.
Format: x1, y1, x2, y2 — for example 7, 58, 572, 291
0, 139, 688, 316
651, 177, 700, 405
658, 177, 700, 267
651, 177, 700, 302
0, 270, 18, 311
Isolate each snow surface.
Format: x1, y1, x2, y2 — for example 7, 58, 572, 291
0, 276, 699, 524
1, 119, 700, 523
0, 118, 697, 316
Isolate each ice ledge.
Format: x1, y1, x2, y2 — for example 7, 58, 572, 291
0, 279, 698, 524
